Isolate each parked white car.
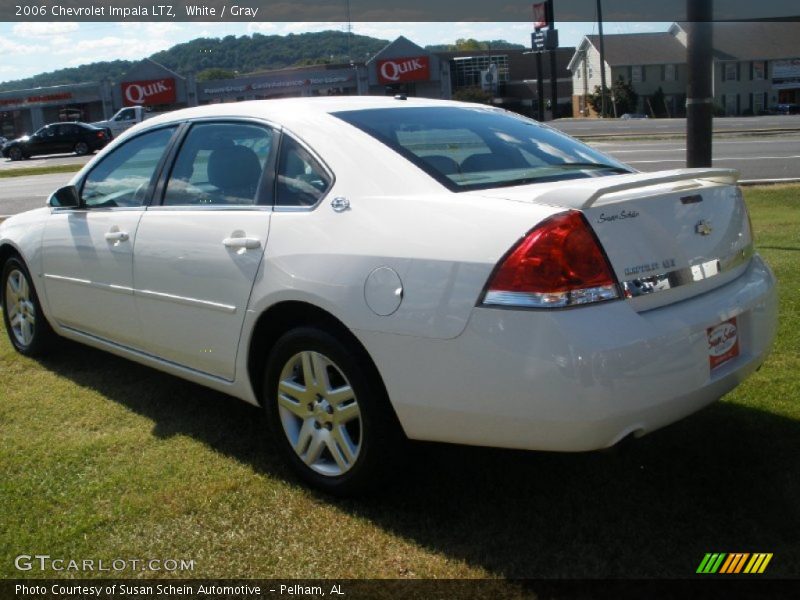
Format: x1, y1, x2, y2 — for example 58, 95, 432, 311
0, 97, 778, 494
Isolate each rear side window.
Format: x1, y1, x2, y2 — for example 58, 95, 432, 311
275, 136, 332, 208
163, 122, 274, 206
82, 127, 176, 208
333, 106, 631, 192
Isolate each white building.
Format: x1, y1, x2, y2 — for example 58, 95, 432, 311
568, 22, 800, 117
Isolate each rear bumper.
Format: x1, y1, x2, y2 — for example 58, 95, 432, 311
358, 255, 778, 451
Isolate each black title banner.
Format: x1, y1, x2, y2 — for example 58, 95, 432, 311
3, 0, 800, 22
5, 579, 800, 600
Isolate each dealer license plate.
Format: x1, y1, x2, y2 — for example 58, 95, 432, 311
707, 317, 740, 371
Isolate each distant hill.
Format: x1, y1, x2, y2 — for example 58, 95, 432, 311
0, 31, 526, 92
425, 39, 527, 52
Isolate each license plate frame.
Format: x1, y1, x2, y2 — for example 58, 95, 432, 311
707, 317, 740, 371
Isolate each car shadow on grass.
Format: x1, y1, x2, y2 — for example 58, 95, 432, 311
39, 338, 800, 580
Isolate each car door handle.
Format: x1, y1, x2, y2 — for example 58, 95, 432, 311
223, 236, 261, 250
104, 230, 129, 243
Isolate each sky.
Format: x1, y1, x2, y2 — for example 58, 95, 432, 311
0, 21, 670, 85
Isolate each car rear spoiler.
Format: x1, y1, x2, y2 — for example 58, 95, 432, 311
535, 168, 739, 210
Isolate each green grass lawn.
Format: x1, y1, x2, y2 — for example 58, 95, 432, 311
1, 186, 798, 581
0, 164, 83, 179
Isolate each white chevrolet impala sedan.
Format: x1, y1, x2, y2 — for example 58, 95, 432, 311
0, 97, 778, 494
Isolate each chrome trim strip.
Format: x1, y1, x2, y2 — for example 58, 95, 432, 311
136, 289, 237, 314
43, 274, 236, 313
43, 273, 134, 296
622, 244, 754, 298
483, 285, 619, 309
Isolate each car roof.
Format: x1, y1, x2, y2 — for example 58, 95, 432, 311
143, 96, 479, 129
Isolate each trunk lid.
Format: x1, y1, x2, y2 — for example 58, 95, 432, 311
478, 169, 753, 311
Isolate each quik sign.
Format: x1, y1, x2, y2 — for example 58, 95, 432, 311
377, 56, 431, 85
121, 78, 177, 106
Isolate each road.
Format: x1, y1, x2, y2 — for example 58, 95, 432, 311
0, 153, 89, 171
1, 135, 798, 218
0, 173, 71, 217
552, 115, 800, 137
591, 136, 800, 181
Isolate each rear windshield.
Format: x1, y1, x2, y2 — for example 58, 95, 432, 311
333, 106, 632, 192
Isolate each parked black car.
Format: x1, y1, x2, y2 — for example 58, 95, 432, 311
1, 122, 111, 161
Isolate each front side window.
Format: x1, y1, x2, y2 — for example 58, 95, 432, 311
115, 108, 135, 122
163, 122, 274, 206
275, 136, 332, 208
82, 127, 176, 208
334, 107, 631, 192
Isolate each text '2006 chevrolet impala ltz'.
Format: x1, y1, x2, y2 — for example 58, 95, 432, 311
0, 97, 778, 494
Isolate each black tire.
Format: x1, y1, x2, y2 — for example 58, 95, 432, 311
263, 326, 404, 496
8, 146, 23, 161
1, 256, 56, 356
74, 142, 90, 156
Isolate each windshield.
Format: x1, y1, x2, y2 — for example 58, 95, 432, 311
333, 106, 632, 192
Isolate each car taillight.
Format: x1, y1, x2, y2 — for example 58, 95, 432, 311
97, 132, 105, 138
481, 210, 620, 309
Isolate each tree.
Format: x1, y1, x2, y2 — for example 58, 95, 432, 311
452, 86, 493, 104
586, 85, 611, 117
586, 78, 639, 117
196, 68, 236, 81
611, 78, 638, 116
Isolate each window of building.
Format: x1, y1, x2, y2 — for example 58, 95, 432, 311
753, 93, 765, 114
452, 55, 510, 89
753, 61, 766, 81
664, 64, 677, 82
631, 66, 644, 83
724, 62, 738, 82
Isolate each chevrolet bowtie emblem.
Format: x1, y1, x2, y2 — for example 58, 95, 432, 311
695, 220, 713, 236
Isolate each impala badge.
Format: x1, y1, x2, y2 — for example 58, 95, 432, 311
695, 220, 713, 236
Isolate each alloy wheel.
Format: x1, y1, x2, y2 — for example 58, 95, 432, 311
5, 268, 36, 347
276, 350, 362, 477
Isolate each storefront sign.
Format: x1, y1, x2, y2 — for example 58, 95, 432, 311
0, 92, 73, 108
533, 2, 548, 29
377, 56, 430, 84
121, 78, 176, 106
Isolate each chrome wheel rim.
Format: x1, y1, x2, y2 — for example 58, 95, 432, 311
75, 143, 88, 155
5, 269, 36, 347
277, 351, 362, 477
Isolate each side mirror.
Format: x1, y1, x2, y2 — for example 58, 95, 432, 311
49, 185, 81, 208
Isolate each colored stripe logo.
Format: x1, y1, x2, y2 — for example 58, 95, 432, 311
697, 553, 773, 574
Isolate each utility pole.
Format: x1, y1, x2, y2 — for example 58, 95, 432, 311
596, 0, 607, 118
686, 0, 714, 167
344, 0, 353, 62
548, 0, 558, 119
536, 52, 545, 121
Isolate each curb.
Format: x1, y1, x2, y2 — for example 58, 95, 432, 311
739, 178, 800, 186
